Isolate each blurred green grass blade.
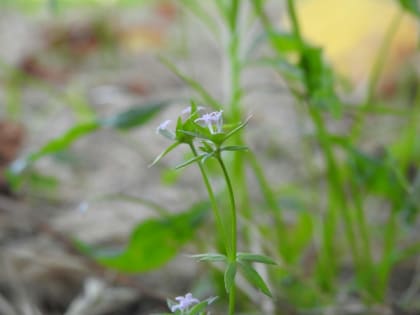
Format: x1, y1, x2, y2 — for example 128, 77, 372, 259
8, 101, 169, 177
101, 100, 169, 130
9, 121, 100, 176
287, 211, 313, 262
299, 45, 342, 117
66, 91, 97, 123
85, 200, 210, 273
181, 0, 220, 36
159, 56, 221, 110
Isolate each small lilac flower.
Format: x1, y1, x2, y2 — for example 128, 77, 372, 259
156, 119, 175, 140
195, 110, 223, 134
181, 105, 205, 120
180, 106, 194, 117
170, 293, 200, 313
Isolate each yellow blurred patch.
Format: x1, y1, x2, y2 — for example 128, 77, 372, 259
295, 0, 418, 90
119, 26, 165, 54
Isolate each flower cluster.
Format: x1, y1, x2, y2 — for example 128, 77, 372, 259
167, 292, 217, 314
156, 119, 175, 140
151, 103, 249, 168
194, 110, 223, 134
170, 293, 200, 313
156, 106, 223, 141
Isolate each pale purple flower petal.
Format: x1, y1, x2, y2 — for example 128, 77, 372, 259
195, 110, 223, 134
156, 120, 175, 140
181, 106, 205, 117
170, 293, 200, 313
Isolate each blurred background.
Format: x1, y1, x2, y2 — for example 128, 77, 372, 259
0, 0, 419, 314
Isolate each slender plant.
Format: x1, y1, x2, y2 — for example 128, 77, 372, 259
152, 103, 275, 314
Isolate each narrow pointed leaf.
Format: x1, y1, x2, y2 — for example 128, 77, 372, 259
149, 141, 181, 167
221, 145, 249, 152
101, 101, 170, 130
191, 253, 227, 262
237, 253, 277, 265
9, 121, 100, 175
224, 261, 237, 293
8, 100, 170, 176
188, 296, 218, 315
188, 301, 209, 315
174, 154, 208, 170
239, 262, 272, 297
223, 116, 251, 142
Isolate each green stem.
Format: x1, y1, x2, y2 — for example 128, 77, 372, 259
377, 208, 398, 300
217, 153, 237, 315
225, 0, 251, 246
229, 0, 239, 32
286, 0, 304, 47
217, 154, 237, 260
309, 106, 360, 269
228, 284, 236, 315
366, 11, 403, 106
287, 0, 362, 286
189, 143, 230, 255
227, 26, 241, 121
351, 184, 375, 300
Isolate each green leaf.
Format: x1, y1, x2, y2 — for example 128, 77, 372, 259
345, 147, 406, 205
237, 253, 276, 265
220, 116, 251, 144
238, 262, 272, 297
101, 101, 170, 130
397, 0, 420, 16
224, 261, 237, 293
80, 200, 210, 273
299, 45, 341, 117
8, 100, 169, 177
8, 121, 100, 176
189, 296, 218, 315
221, 145, 249, 152
285, 211, 313, 263
267, 31, 301, 53
191, 253, 227, 262
188, 302, 207, 315
149, 141, 181, 167
174, 153, 209, 170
